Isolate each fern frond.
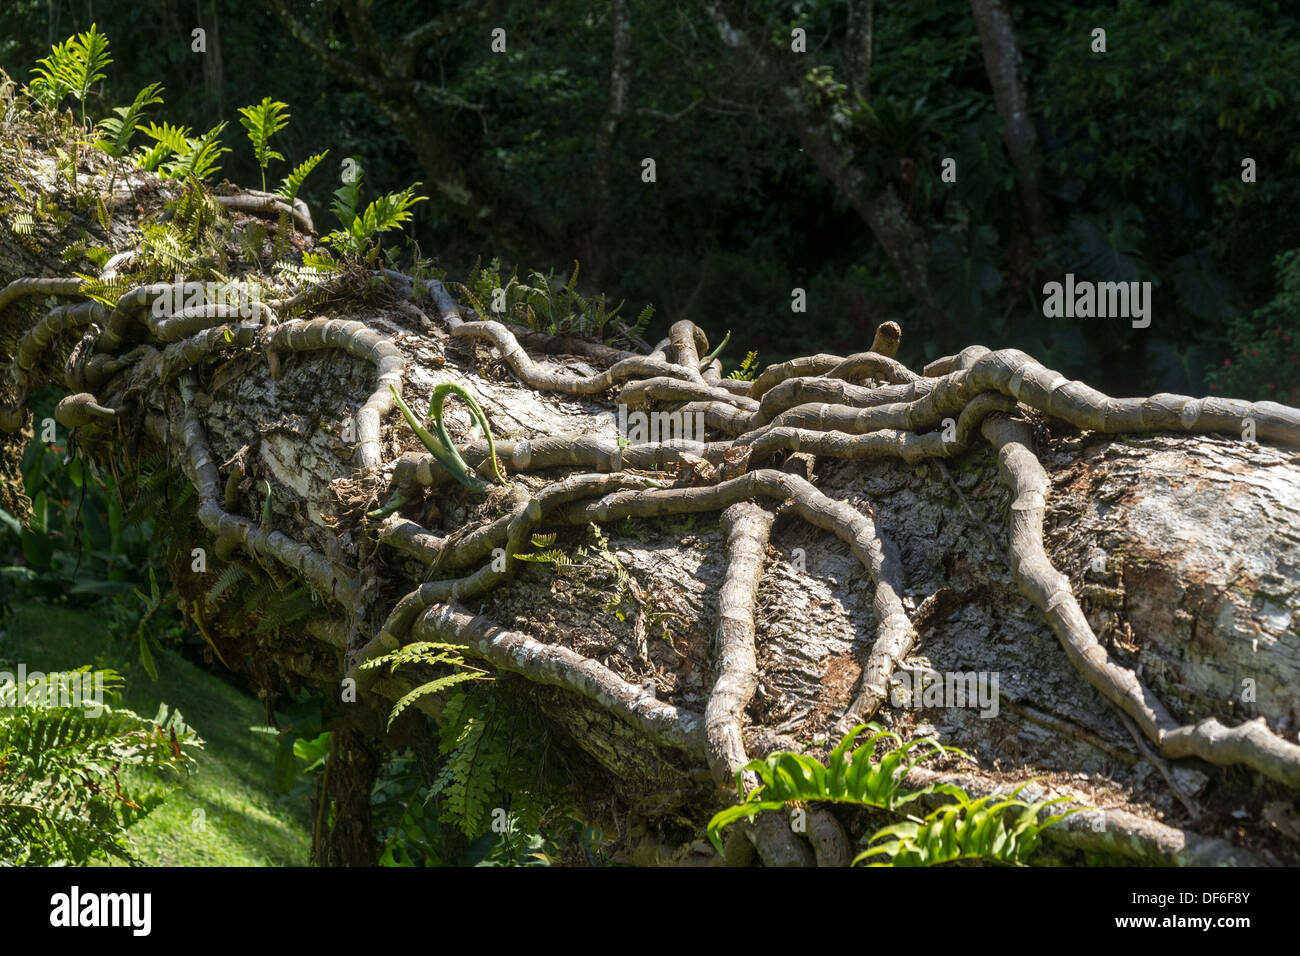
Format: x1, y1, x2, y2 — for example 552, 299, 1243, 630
329, 163, 362, 229
728, 350, 759, 381
705, 723, 1081, 865
204, 562, 251, 607
74, 272, 131, 308
27, 24, 112, 123
359, 643, 489, 730
429, 693, 507, 837
0, 671, 202, 865
276, 150, 328, 203
164, 122, 228, 182
96, 82, 164, 157
236, 97, 290, 191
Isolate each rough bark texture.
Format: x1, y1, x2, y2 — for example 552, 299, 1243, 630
969, 0, 1052, 244
3, 116, 1300, 867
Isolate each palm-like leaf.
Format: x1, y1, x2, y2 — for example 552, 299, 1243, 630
276, 150, 329, 202
28, 24, 112, 123
706, 723, 1081, 865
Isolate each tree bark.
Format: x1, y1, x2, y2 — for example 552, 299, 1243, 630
4, 127, 1300, 866
968, 0, 1052, 245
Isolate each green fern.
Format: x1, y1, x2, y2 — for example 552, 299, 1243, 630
512, 548, 574, 567
272, 257, 331, 287
329, 163, 362, 230
706, 724, 1081, 866
358, 642, 490, 730
27, 24, 112, 125
456, 259, 649, 345
166, 122, 229, 182
857, 780, 1079, 866
139, 120, 228, 182
321, 159, 425, 258
276, 150, 328, 203
204, 562, 252, 608
728, 350, 759, 381
134, 120, 189, 172
8, 212, 34, 236
138, 221, 195, 274
515, 524, 634, 616
74, 272, 131, 308
170, 187, 218, 243
252, 586, 323, 636
429, 693, 510, 838
96, 82, 164, 157
625, 303, 655, 344
237, 97, 290, 192
0, 670, 202, 865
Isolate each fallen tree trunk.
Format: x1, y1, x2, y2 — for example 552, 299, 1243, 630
3, 114, 1299, 867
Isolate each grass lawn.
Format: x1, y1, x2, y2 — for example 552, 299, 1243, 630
3, 600, 311, 866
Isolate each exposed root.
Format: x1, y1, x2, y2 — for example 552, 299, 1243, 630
8, 249, 1300, 868
213, 190, 315, 234
706, 502, 774, 787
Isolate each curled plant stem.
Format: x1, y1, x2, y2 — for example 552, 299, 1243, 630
366, 491, 411, 519
699, 329, 731, 370
429, 382, 507, 486
389, 382, 504, 491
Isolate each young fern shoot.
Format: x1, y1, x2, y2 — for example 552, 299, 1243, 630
28, 24, 112, 126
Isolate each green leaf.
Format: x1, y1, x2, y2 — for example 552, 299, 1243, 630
138, 631, 159, 681
276, 150, 329, 202
237, 97, 291, 190
96, 82, 164, 157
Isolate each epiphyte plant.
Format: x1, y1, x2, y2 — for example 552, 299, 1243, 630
389, 382, 506, 492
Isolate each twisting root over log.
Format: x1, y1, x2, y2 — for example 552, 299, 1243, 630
707, 503, 826, 866
453, 318, 705, 395
0, 276, 84, 312
10, 249, 1300, 867
981, 413, 1300, 789
169, 372, 359, 606
706, 502, 774, 788
14, 301, 107, 385
410, 602, 704, 753
213, 190, 315, 234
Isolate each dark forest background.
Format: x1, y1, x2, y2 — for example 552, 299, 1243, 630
1, 0, 1298, 400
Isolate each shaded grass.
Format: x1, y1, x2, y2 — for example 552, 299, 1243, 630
2, 600, 311, 866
